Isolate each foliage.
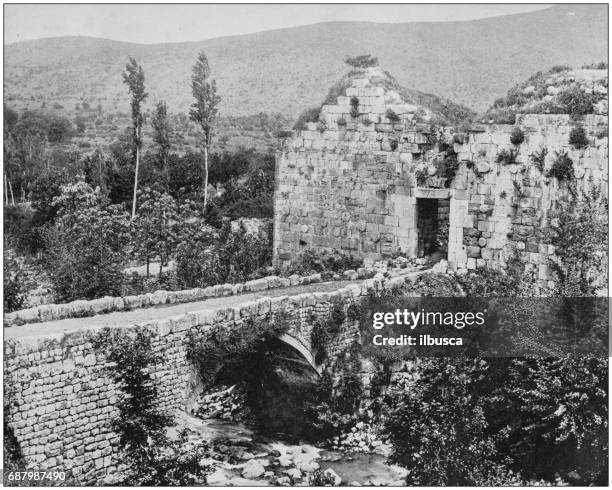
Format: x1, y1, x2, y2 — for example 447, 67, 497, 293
385, 358, 516, 485
132, 188, 182, 277
496, 148, 517, 165
150, 100, 173, 188
190, 51, 222, 209
510, 126, 525, 145
414, 168, 428, 186
312, 301, 346, 363
558, 85, 596, 119
385, 109, 400, 123
350, 96, 360, 118
285, 249, 361, 276
547, 184, 608, 296
190, 52, 221, 146
175, 220, 272, 288
569, 125, 589, 149
547, 150, 574, 181
293, 106, 321, 130
43, 182, 130, 301
385, 357, 608, 485
529, 146, 548, 173
344, 54, 378, 68
3, 250, 28, 313
93, 328, 210, 485
403, 272, 463, 296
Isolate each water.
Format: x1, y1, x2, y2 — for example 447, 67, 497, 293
176, 412, 406, 486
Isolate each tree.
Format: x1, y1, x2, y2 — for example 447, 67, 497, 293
43, 181, 130, 301
151, 101, 172, 190
122, 57, 148, 220
189, 52, 221, 211
132, 188, 180, 278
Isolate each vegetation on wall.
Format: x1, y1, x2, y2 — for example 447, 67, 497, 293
547, 150, 574, 181
547, 184, 608, 296
510, 126, 525, 145
92, 328, 211, 485
569, 125, 589, 149
496, 148, 518, 165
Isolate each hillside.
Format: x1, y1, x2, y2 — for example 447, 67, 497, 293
4, 5, 607, 119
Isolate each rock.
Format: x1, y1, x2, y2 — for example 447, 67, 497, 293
547, 85, 560, 95
323, 468, 342, 486
476, 162, 491, 174
242, 459, 266, 478
284, 468, 302, 480
350, 481, 362, 486
241, 451, 255, 460
278, 454, 293, 467
293, 452, 320, 473
276, 476, 291, 486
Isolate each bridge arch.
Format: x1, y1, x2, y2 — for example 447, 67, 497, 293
278, 333, 321, 375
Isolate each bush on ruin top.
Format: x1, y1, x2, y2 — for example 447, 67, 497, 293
293, 106, 321, 130
510, 126, 525, 145
558, 86, 596, 119
568, 125, 589, 149
344, 54, 379, 68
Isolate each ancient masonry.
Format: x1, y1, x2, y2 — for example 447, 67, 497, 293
3, 272, 410, 484
273, 67, 609, 288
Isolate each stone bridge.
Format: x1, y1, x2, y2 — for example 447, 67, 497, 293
3, 272, 416, 484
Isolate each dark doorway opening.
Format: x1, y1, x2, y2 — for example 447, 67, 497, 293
416, 198, 450, 260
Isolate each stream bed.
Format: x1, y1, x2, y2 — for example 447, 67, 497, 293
176, 412, 407, 486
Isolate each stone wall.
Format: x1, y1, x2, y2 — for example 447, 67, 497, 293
448, 114, 608, 285
3, 273, 409, 483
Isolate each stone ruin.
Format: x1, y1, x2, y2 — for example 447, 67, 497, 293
273, 67, 609, 289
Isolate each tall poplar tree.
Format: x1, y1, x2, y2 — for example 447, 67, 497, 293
189, 52, 221, 210
122, 57, 148, 219
151, 100, 172, 190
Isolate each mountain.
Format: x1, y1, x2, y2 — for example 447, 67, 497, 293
4, 5, 607, 119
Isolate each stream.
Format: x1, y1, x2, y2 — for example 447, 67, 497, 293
175, 412, 408, 486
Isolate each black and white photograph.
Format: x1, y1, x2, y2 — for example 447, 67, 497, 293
2, 2, 609, 486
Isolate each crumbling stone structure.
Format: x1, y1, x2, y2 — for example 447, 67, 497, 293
273, 68, 609, 287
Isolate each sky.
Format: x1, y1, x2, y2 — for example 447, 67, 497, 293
4, 4, 551, 45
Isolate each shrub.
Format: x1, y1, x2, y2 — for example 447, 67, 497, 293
385, 357, 608, 485
558, 86, 596, 118
569, 125, 589, 149
385, 108, 401, 123
529, 146, 548, 173
344, 54, 378, 68
496, 148, 518, 165
93, 328, 211, 485
547, 185, 608, 296
293, 106, 321, 130
415, 168, 429, 186
547, 150, 574, 181
309, 469, 338, 486
286, 249, 361, 275
350, 96, 360, 118
43, 183, 130, 301
510, 126, 525, 145
3, 250, 28, 313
